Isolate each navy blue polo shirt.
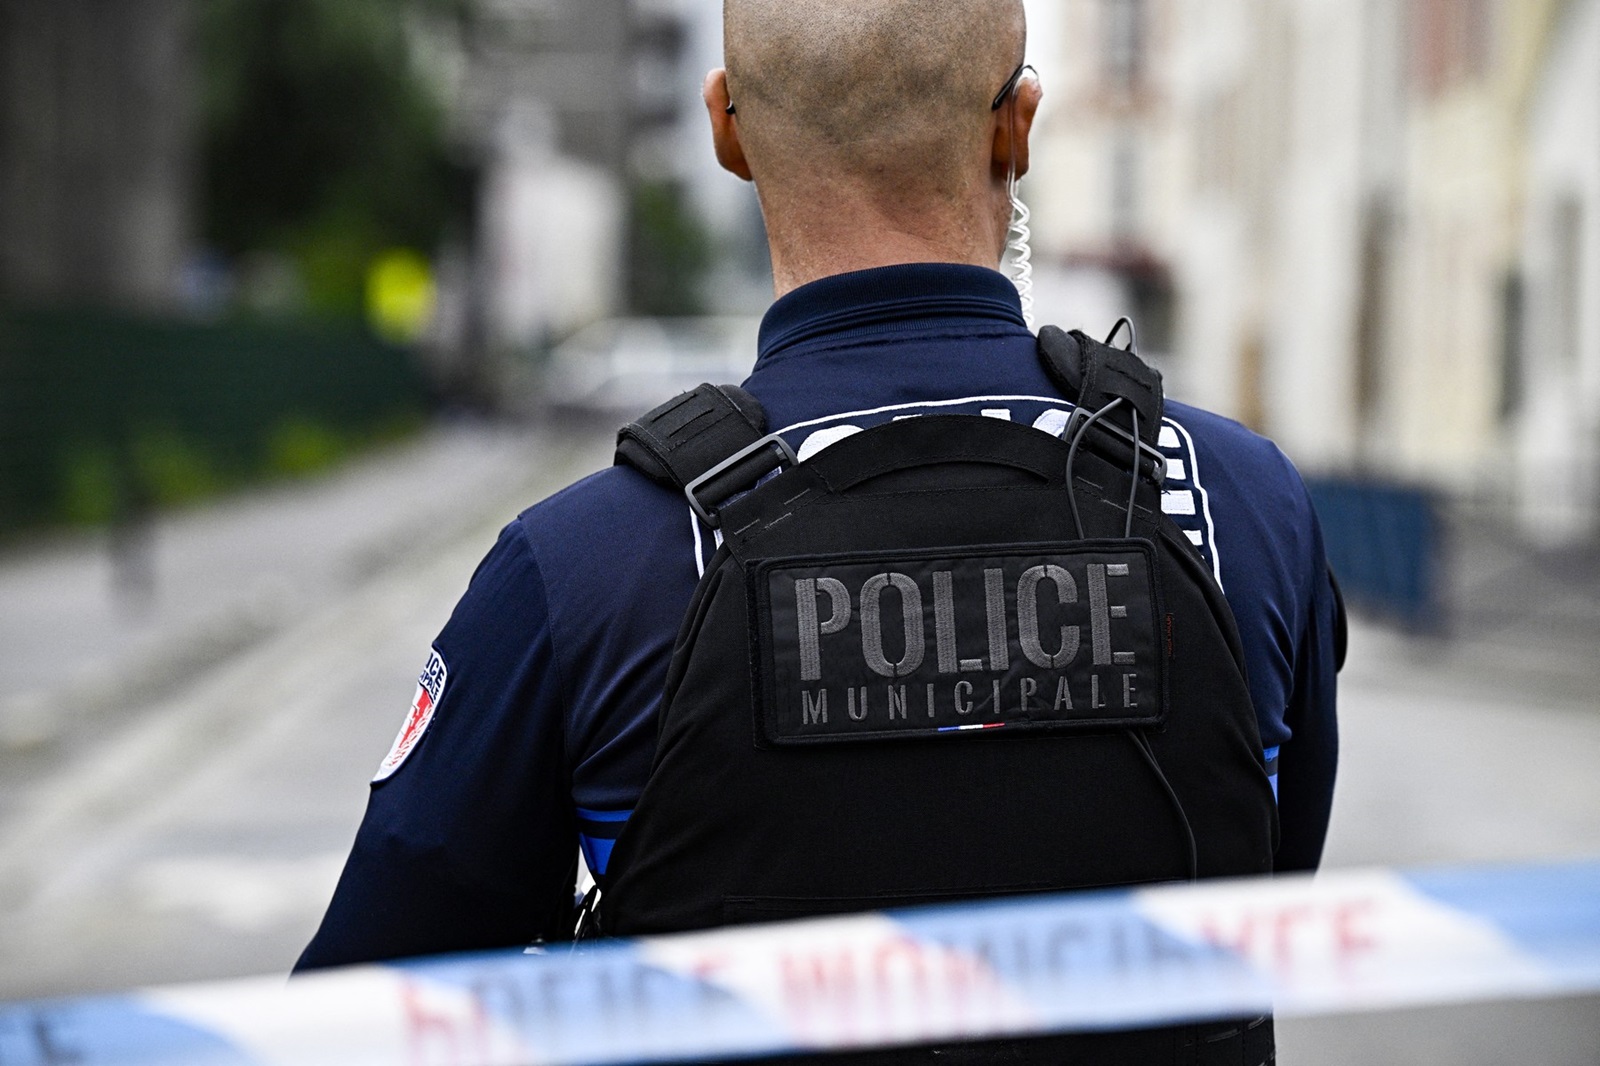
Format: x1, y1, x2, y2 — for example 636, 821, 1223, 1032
298, 264, 1339, 970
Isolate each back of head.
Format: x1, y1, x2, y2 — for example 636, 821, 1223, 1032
724, 0, 1025, 202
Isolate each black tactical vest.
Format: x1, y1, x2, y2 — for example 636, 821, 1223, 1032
603, 327, 1279, 1065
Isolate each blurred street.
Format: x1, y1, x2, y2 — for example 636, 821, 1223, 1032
0, 419, 615, 997
2, 0, 1598, 1061
1279, 521, 1600, 1065
0, 422, 1595, 1063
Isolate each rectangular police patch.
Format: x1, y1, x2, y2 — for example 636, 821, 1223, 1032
752, 541, 1166, 746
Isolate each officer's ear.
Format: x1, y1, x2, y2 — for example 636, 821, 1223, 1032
704, 69, 754, 182
991, 74, 1042, 181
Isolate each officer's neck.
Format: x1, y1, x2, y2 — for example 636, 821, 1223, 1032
760, 179, 1007, 298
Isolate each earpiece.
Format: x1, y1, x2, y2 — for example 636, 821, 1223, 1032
1005, 173, 1036, 330
998, 65, 1038, 331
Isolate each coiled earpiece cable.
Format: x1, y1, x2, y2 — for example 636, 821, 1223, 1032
994, 63, 1039, 329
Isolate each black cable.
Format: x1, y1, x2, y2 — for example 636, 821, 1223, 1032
1126, 730, 1199, 882
1064, 398, 1125, 539
1124, 406, 1141, 538
1104, 316, 1137, 351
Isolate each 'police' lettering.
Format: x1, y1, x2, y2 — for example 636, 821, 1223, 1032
796, 577, 851, 682
860, 573, 925, 678
1018, 564, 1079, 669
762, 545, 1164, 744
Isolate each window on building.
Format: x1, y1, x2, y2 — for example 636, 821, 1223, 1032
1552, 195, 1584, 368
1103, 0, 1146, 95
1412, 0, 1493, 96
1499, 269, 1525, 422
1355, 198, 1396, 427
1110, 132, 1140, 244
1129, 266, 1175, 355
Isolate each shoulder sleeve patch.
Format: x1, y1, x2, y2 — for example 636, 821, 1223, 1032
373, 649, 448, 783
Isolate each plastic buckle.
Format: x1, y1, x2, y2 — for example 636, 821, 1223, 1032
1061, 407, 1168, 487
685, 432, 798, 529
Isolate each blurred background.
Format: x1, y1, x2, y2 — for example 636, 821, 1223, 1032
0, 0, 1597, 1062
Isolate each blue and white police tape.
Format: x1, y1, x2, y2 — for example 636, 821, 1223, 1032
3, 860, 1598, 1066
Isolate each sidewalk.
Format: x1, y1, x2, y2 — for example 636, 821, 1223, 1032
0, 417, 613, 772
1353, 505, 1600, 712
0, 416, 618, 996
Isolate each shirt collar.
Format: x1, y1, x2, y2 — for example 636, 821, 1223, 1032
756, 263, 1029, 365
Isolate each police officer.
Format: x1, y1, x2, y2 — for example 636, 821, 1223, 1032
300, 0, 1338, 1058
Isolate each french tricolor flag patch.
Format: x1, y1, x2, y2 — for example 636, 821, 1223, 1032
373, 649, 448, 782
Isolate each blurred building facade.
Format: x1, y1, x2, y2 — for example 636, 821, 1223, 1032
665, 0, 776, 313
4, 0, 1595, 540
1518, 0, 1600, 539
0, 0, 195, 311
441, 0, 746, 362
451, 0, 629, 353
0, 0, 728, 395
1025, 0, 1600, 541
1023, 0, 1185, 370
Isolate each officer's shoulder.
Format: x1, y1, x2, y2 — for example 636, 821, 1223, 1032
511, 462, 685, 562
1163, 398, 1319, 531
1166, 401, 1305, 481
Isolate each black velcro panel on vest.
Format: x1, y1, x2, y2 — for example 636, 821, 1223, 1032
614, 382, 766, 490
755, 541, 1165, 745
1038, 326, 1164, 449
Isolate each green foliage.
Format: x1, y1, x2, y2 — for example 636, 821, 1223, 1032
198, 0, 471, 317
57, 419, 389, 525
133, 428, 226, 506
629, 180, 713, 317
60, 445, 120, 527
296, 226, 379, 316
266, 418, 346, 477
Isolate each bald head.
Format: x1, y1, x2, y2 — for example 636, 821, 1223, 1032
724, 0, 1025, 198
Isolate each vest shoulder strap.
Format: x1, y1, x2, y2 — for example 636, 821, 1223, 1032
615, 383, 768, 490
617, 324, 1165, 485
1037, 325, 1164, 449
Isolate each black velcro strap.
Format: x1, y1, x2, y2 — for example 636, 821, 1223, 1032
1038, 325, 1164, 449
615, 383, 767, 490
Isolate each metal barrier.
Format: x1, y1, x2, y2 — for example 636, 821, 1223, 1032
0, 307, 428, 530
1, 859, 1597, 1065
1305, 476, 1443, 631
